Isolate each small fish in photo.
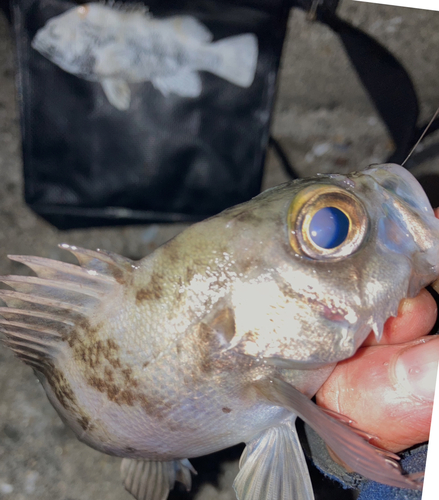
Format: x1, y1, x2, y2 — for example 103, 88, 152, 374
31, 2, 259, 110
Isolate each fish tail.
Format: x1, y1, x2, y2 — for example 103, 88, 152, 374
208, 34, 258, 88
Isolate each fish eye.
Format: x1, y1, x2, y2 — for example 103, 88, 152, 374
288, 185, 368, 259
309, 207, 349, 249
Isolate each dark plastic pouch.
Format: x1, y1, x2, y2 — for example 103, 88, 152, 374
13, 0, 290, 229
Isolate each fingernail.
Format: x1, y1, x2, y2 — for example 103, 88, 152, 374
398, 289, 431, 316
398, 295, 417, 315
394, 338, 439, 401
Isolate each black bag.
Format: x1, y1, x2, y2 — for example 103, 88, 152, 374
12, 0, 290, 228
11, 0, 437, 229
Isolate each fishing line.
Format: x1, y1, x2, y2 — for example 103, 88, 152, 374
402, 106, 439, 167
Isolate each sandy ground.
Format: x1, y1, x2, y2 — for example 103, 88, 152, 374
0, 1, 439, 500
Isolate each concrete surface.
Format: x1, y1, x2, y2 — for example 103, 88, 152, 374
0, 1, 439, 499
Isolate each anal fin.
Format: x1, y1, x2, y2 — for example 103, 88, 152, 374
121, 458, 196, 500
153, 71, 202, 98
234, 417, 314, 500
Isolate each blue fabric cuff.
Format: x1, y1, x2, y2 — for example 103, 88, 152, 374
304, 424, 426, 499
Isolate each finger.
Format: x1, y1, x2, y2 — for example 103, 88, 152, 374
362, 288, 437, 347
316, 335, 439, 453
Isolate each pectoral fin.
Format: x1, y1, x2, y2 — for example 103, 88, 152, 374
234, 417, 314, 500
101, 78, 131, 110
121, 458, 196, 500
255, 377, 423, 491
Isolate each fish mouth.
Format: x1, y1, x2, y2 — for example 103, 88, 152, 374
31, 34, 54, 59
364, 163, 434, 216
363, 163, 439, 341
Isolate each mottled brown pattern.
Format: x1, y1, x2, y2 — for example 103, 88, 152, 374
222, 407, 232, 413
160, 242, 180, 264
69, 324, 140, 408
65, 315, 173, 419
61, 311, 166, 417
104, 365, 115, 381
242, 330, 260, 346
210, 307, 236, 343
185, 266, 195, 283
137, 393, 172, 420
233, 209, 263, 225
111, 266, 127, 285
74, 335, 121, 371
43, 361, 93, 432
77, 415, 91, 431
135, 272, 164, 303
239, 256, 263, 274
277, 280, 297, 301
66, 318, 98, 348
207, 275, 228, 293
2, 335, 84, 419
198, 322, 215, 374
86, 374, 137, 406
45, 362, 76, 409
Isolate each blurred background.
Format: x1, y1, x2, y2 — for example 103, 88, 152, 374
0, 1, 438, 499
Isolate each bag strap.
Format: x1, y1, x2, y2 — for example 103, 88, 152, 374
274, 1, 437, 172
315, 6, 419, 165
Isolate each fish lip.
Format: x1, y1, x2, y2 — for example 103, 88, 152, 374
31, 34, 51, 57
363, 163, 434, 216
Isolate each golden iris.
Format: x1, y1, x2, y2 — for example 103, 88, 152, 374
288, 185, 368, 259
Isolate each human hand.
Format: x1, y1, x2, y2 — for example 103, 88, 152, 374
316, 286, 439, 458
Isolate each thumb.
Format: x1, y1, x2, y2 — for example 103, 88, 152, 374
316, 336, 439, 453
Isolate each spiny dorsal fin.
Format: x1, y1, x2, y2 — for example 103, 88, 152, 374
101, 1, 150, 16
120, 458, 196, 500
58, 244, 135, 282
0, 245, 132, 370
170, 16, 213, 43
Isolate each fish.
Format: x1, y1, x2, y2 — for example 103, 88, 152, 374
1, 163, 438, 500
31, 2, 259, 110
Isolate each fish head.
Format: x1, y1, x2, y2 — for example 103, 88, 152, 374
31, 4, 113, 77
228, 164, 439, 368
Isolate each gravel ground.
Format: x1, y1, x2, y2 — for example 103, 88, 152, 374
0, 2, 439, 500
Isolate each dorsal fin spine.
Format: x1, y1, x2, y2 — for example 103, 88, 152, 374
0, 245, 128, 371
